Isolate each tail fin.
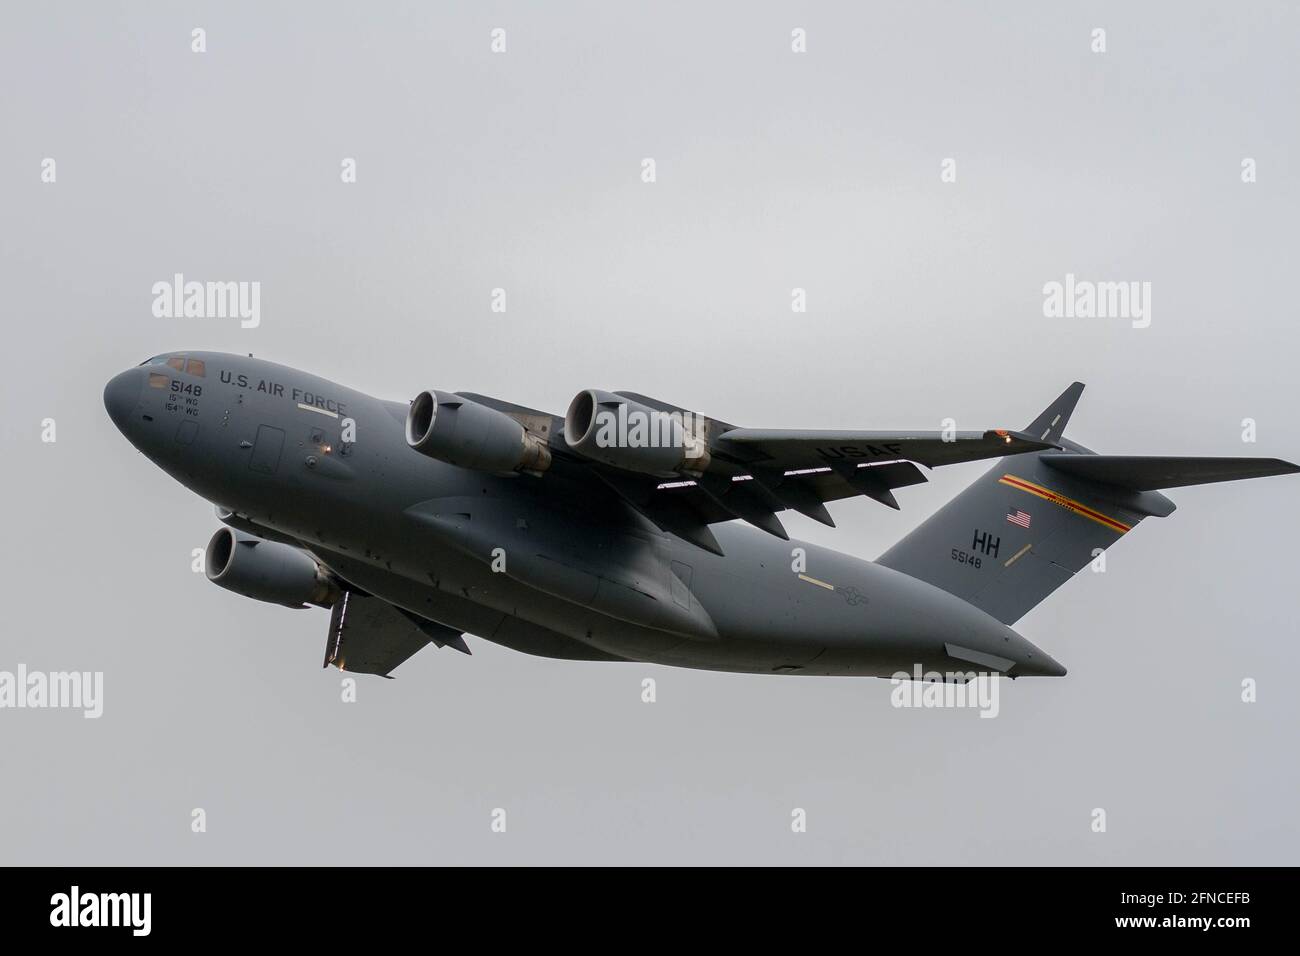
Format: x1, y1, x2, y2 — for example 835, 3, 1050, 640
877, 383, 1299, 624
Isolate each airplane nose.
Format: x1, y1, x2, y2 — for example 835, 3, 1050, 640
103, 368, 143, 432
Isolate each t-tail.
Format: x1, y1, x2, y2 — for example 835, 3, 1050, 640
877, 383, 1299, 625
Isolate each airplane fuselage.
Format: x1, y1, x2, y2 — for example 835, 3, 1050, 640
104, 352, 1064, 677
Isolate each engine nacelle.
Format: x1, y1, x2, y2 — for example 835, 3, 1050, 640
564, 389, 711, 477
204, 528, 339, 609
406, 390, 551, 476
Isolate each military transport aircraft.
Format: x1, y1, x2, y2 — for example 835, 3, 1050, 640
104, 353, 1298, 679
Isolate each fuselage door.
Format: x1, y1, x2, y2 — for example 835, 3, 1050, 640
250, 425, 285, 474
669, 561, 693, 609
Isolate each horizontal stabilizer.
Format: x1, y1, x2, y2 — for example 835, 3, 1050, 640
1041, 455, 1300, 490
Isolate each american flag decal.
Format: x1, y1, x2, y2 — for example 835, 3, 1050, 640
1006, 509, 1031, 529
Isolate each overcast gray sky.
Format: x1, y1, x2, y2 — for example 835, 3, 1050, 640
2, 1, 1297, 864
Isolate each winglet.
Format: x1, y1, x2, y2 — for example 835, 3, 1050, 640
1025, 382, 1085, 444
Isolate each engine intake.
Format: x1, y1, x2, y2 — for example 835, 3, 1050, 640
406, 390, 551, 476
204, 528, 339, 608
564, 389, 710, 477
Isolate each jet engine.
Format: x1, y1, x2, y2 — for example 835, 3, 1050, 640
564, 389, 711, 477
204, 528, 340, 609
406, 390, 551, 476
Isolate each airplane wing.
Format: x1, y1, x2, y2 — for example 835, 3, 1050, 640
626, 428, 1047, 552
713, 428, 1047, 469
455, 389, 1055, 555
324, 591, 469, 677
711, 426, 1048, 513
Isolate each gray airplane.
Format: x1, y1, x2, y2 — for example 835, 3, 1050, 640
104, 352, 1298, 680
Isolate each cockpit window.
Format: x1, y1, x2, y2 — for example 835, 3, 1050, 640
138, 354, 204, 375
